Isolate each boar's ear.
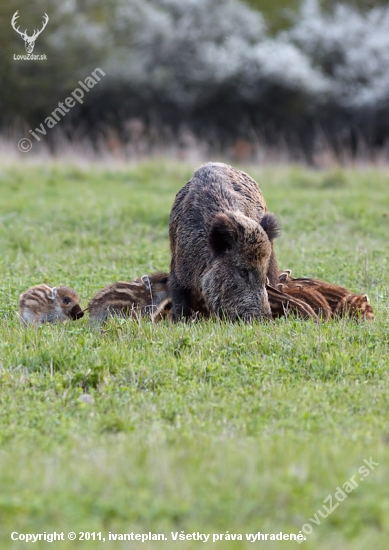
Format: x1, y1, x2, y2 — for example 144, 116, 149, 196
260, 213, 281, 242
209, 213, 238, 256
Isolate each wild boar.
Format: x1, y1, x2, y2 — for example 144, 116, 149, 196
278, 271, 374, 321
169, 162, 281, 321
334, 293, 374, 321
19, 284, 83, 325
88, 272, 170, 324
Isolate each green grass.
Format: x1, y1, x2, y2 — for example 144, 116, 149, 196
0, 159, 388, 549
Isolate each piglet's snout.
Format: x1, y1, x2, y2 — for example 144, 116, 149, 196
69, 305, 84, 320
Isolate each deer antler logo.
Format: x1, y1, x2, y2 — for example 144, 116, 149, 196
11, 11, 49, 54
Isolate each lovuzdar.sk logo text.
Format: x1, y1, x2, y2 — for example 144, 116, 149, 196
12, 10, 48, 60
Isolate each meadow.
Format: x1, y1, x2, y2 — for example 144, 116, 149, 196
0, 159, 388, 549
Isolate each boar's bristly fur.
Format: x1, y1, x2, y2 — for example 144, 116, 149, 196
169, 162, 281, 322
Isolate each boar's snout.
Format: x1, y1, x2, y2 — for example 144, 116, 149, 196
257, 288, 272, 320
69, 304, 84, 320
237, 288, 272, 322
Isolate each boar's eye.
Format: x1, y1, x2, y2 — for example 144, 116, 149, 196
239, 268, 250, 281
63, 297, 71, 305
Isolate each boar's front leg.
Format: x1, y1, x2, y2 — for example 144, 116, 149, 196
170, 270, 192, 321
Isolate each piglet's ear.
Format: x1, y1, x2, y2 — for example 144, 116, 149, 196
49, 287, 58, 300
362, 294, 369, 303
209, 213, 238, 256
141, 275, 151, 290
260, 213, 281, 242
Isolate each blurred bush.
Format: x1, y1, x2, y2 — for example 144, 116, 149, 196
243, 0, 300, 32
2, 0, 389, 158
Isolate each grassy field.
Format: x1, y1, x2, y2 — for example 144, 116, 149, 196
0, 159, 388, 549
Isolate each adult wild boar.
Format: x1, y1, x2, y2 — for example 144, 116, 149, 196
169, 162, 280, 321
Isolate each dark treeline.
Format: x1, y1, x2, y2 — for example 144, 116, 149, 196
2, 0, 389, 160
